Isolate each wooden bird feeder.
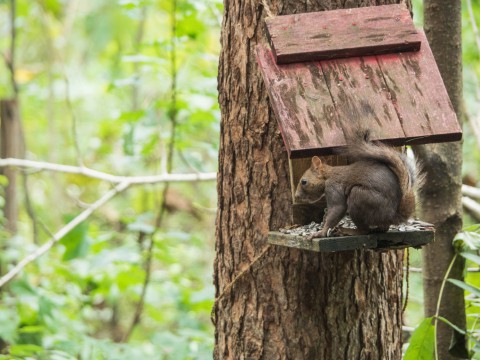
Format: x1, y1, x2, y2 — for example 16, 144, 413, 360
256, 4, 462, 252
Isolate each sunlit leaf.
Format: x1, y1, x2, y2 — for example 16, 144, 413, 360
453, 231, 480, 251
448, 325, 469, 359
18, 325, 45, 334
448, 279, 480, 298
0, 175, 8, 186
460, 252, 480, 265
437, 316, 466, 335
9, 344, 44, 357
60, 217, 90, 261
404, 317, 435, 360
0, 309, 19, 343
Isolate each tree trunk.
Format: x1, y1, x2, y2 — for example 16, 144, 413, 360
1, 99, 20, 234
214, 1, 409, 359
414, 0, 466, 359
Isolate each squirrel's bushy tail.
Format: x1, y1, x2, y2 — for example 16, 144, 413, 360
344, 129, 422, 224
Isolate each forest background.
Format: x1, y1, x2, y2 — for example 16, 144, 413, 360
0, 0, 478, 359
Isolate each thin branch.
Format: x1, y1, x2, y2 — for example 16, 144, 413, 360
463, 185, 480, 201
64, 77, 84, 166
167, 0, 178, 174
463, 196, 480, 222
131, 6, 148, 111
404, 267, 480, 273
0, 181, 130, 288
464, 103, 480, 149
0, 158, 217, 184
122, 232, 154, 341
8, 0, 18, 95
466, 0, 480, 53
21, 173, 39, 243
402, 325, 414, 333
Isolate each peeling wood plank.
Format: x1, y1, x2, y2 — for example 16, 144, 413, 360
256, 46, 346, 158
320, 56, 406, 142
256, 31, 461, 158
376, 30, 462, 144
268, 229, 434, 252
266, 4, 421, 64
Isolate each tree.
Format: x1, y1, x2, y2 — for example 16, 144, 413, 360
214, 1, 410, 358
414, 0, 466, 358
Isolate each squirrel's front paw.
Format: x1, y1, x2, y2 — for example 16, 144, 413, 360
307, 229, 328, 240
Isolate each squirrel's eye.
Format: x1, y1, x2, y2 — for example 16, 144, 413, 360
301, 179, 307, 185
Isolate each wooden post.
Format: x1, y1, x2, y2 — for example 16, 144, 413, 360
1, 99, 20, 233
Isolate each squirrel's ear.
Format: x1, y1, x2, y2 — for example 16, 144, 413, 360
312, 156, 322, 170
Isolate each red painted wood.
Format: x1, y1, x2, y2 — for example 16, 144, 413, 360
256, 46, 346, 158
320, 55, 406, 143
376, 30, 462, 144
255, 30, 462, 158
266, 4, 421, 64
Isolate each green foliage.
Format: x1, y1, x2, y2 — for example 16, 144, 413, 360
404, 317, 435, 360
0, 0, 221, 358
405, 226, 480, 359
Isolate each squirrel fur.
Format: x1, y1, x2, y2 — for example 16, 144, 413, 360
294, 131, 422, 238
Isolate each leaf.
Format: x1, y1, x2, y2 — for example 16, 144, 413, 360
0, 175, 8, 186
404, 317, 435, 360
448, 279, 480, 298
123, 124, 135, 156
60, 217, 90, 261
437, 316, 466, 335
448, 327, 469, 359
460, 252, 480, 265
10, 279, 37, 296
453, 231, 480, 251
18, 325, 45, 334
39, 296, 55, 321
0, 309, 19, 343
463, 224, 480, 233
9, 344, 44, 357
127, 215, 155, 234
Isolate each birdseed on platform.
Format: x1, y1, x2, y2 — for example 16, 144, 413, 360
279, 217, 434, 238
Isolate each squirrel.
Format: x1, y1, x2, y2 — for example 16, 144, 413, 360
294, 130, 421, 239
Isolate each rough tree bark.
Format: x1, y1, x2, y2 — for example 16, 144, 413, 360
414, 0, 466, 359
214, 1, 411, 359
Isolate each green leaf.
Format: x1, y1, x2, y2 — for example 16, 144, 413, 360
10, 279, 37, 296
123, 124, 135, 156
39, 296, 55, 321
460, 252, 480, 265
448, 279, 480, 298
126, 213, 155, 234
60, 217, 90, 261
18, 325, 45, 334
0, 309, 19, 343
9, 344, 44, 357
404, 317, 435, 360
436, 316, 466, 335
463, 224, 480, 233
453, 231, 480, 251
448, 326, 469, 359
0, 175, 8, 186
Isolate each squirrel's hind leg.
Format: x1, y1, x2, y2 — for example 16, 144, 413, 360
347, 186, 397, 231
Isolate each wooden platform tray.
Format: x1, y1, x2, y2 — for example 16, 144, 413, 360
256, 30, 462, 158
266, 4, 421, 64
268, 226, 434, 252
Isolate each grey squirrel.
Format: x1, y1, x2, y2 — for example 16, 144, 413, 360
294, 131, 421, 238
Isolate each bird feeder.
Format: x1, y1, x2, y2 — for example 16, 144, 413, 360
256, 4, 462, 252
